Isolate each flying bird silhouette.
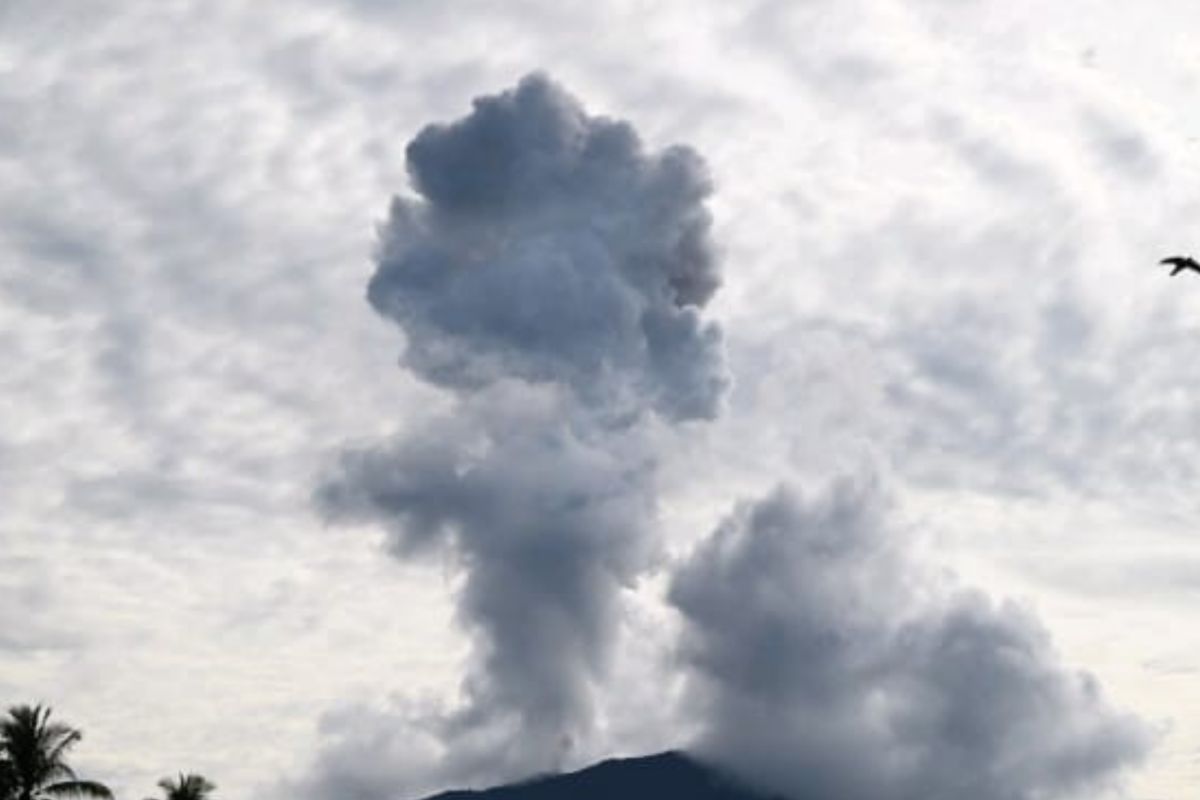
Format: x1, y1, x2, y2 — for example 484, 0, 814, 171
1160, 256, 1200, 276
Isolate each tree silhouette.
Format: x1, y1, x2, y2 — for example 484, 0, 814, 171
147, 774, 215, 800
0, 705, 112, 800
1, 756, 16, 800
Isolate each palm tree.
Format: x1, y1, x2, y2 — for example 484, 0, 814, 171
1, 758, 16, 800
0, 705, 112, 800
148, 774, 215, 800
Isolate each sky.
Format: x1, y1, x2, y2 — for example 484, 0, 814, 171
3, 2, 1200, 800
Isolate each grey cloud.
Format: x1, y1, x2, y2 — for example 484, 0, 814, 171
670, 476, 1151, 800
313, 74, 728, 791
931, 112, 1062, 196
891, 281, 1200, 498
292, 701, 470, 800
319, 386, 658, 765
1081, 110, 1160, 180
0, 559, 84, 656
369, 73, 727, 421
726, 183, 1200, 503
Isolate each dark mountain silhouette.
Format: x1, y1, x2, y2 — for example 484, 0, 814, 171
419, 751, 786, 800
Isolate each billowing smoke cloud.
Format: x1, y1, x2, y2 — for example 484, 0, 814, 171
316, 73, 727, 788
367, 72, 726, 421
670, 475, 1152, 800
306, 73, 1150, 800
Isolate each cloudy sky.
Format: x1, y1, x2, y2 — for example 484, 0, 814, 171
3, 2, 1200, 800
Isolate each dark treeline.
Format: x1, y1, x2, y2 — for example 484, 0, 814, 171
0, 705, 214, 800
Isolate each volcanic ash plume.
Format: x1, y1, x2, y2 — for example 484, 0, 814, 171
367, 72, 725, 421
669, 476, 1151, 800
317, 73, 727, 786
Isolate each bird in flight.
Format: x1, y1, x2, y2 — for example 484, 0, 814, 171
1160, 255, 1200, 276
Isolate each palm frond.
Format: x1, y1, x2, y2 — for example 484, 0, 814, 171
42, 762, 78, 783
42, 727, 79, 754
40, 779, 113, 799
154, 772, 216, 800
0, 706, 104, 800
